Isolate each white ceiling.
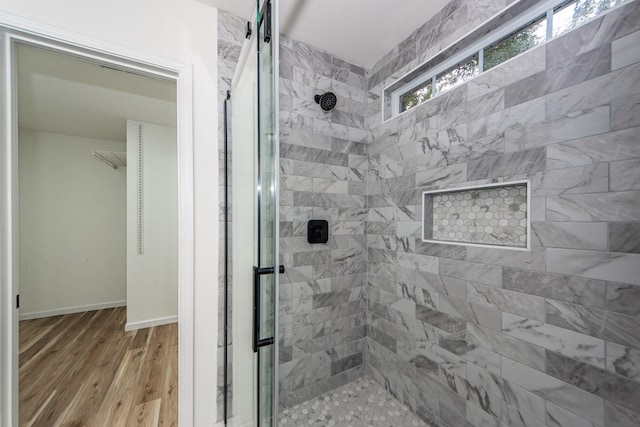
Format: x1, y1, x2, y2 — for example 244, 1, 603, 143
206, 0, 449, 68
17, 44, 176, 142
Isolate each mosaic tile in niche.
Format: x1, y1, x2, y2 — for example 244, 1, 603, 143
428, 184, 528, 247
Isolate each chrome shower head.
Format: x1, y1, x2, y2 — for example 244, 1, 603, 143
314, 92, 337, 111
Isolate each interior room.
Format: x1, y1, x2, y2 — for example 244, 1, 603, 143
15, 44, 179, 425
0, 0, 639, 426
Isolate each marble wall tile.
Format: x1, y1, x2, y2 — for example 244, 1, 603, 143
545, 299, 640, 349
607, 282, 640, 316
466, 362, 546, 423
467, 283, 545, 322
505, 106, 610, 153
466, 247, 545, 272
468, 98, 546, 141
504, 44, 611, 109
546, 126, 640, 170
611, 94, 640, 131
502, 312, 605, 367
609, 223, 640, 254
532, 221, 608, 251
438, 294, 502, 330
546, 248, 640, 286
546, 192, 640, 222
467, 147, 546, 181
545, 62, 640, 119
606, 401, 640, 427
439, 258, 502, 287
466, 323, 546, 372
546, 350, 640, 415
612, 29, 640, 70
467, 47, 546, 100
545, 400, 598, 427
610, 158, 640, 191
501, 358, 605, 425
606, 341, 640, 382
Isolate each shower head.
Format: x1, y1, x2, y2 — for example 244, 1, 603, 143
314, 92, 337, 111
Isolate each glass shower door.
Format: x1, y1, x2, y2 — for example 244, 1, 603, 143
256, 0, 277, 425
228, 0, 279, 426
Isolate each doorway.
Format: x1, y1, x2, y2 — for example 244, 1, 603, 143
0, 25, 195, 427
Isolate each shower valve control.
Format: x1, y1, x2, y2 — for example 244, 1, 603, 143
307, 220, 329, 244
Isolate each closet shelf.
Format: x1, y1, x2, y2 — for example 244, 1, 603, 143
93, 150, 126, 169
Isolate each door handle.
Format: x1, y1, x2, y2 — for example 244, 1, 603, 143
253, 264, 285, 352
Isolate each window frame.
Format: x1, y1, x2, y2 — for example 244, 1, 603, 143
388, 0, 617, 118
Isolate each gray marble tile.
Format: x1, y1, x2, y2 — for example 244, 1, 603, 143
545, 62, 640, 119
466, 360, 546, 422
415, 163, 467, 190
610, 158, 640, 191
438, 294, 502, 330
415, 304, 466, 337
468, 98, 546, 141
467, 147, 546, 181
502, 312, 605, 367
501, 358, 605, 425
468, 282, 545, 322
532, 162, 609, 196
545, 400, 598, 427
606, 340, 640, 382
546, 350, 640, 415
546, 248, 640, 286
531, 221, 608, 251
505, 106, 610, 153
504, 45, 611, 109
609, 222, 640, 254
466, 323, 546, 372
607, 282, 640, 316
439, 258, 502, 287
606, 401, 640, 427
466, 247, 545, 272
546, 127, 640, 170
547, 192, 640, 222
612, 29, 640, 70
611, 94, 640, 131
546, 299, 640, 349
467, 47, 546, 100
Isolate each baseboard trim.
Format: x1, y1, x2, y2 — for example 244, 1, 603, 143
125, 315, 178, 331
19, 300, 127, 320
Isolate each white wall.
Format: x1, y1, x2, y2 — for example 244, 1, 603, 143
0, 1, 220, 424
18, 129, 126, 319
126, 121, 178, 330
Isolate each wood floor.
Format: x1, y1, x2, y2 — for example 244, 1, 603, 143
19, 307, 177, 427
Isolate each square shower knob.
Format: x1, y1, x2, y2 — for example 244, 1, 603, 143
307, 220, 329, 244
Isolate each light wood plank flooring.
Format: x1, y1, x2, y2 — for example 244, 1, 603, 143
19, 307, 177, 427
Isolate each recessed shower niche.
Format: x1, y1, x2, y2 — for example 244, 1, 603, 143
422, 180, 530, 250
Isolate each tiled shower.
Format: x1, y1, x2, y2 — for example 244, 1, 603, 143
218, 0, 640, 425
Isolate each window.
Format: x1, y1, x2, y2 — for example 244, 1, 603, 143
483, 18, 546, 71
436, 54, 479, 94
387, 0, 630, 119
400, 81, 432, 113
553, 0, 626, 37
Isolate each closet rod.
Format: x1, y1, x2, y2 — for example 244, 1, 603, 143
93, 150, 117, 169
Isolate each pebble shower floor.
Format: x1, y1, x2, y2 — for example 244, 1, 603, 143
279, 377, 431, 426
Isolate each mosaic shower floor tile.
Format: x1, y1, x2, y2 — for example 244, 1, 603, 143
279, 376, 432, 426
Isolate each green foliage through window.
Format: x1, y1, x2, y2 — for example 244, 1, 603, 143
483, 18, 546, 71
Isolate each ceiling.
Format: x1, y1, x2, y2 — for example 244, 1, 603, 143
17, 44, 176, 142
206, 0, 449, 68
